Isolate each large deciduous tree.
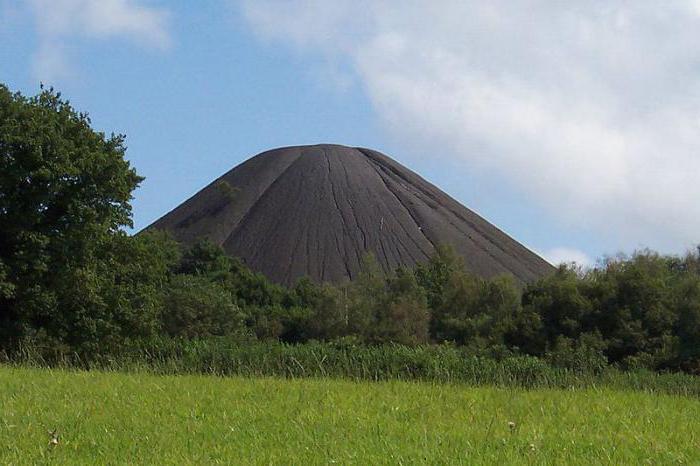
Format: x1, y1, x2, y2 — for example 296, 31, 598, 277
0, 84, 148, 352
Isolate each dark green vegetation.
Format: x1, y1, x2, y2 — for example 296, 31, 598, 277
10, 339, 699, 398
0, 84, 152, 354
2, 85, 700, 381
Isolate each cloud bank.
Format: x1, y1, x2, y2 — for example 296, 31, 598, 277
242, 0, 700, 254
27, 0, 170, 81
543, 248, 593, 268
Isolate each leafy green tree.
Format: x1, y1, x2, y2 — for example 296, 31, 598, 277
519, 265, 592, 354
518, 251, 700, 370
431, 270, 521, 348
304, 283, 347, 340
343, 257, 430, 345
346, 254, 386, 339
588, 252, 679, 367
0, 85, 142, 351
414, 244, 465, 311
175, 241, 325, 342
176, 239, 288, 303
289, 277, 324, 309
544, 332, 608, 374
242, 305, 284, 340
98, 231, 181, 345
673, 248, 700, 373
226, 257, 290, 308
676, 284, 700, 373
0, 259, 13, 300
376, 267, 430, 345
161, 274, 243, 339
178, 239, 232, 280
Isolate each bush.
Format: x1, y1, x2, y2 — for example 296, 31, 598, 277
429, 271, 522, 348
11, 338, 700, 397
545, 334, 608, 375
306, 284, 348, 340
161, 275, 244, 339
373, 268, 430, 345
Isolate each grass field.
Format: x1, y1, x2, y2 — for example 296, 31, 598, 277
1, 366, 699, 465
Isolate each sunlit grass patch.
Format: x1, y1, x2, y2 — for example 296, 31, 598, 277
1, 366, 698, 464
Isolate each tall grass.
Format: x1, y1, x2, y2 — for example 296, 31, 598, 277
4, 338, 699, 397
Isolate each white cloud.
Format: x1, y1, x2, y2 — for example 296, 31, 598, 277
543, 248, 593, 268
241, 0, 700, 254
27, 0, 171, 82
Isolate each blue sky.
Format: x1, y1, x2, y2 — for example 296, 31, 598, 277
3, 1, 700, 266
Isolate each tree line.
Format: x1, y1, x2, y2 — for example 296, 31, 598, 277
1, 85, 699, 374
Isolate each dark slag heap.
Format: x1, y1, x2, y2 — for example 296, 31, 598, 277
148, 144, 553, 285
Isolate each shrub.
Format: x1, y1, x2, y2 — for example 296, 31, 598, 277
306, 284, 348, 341
161, 275, 243, 338
545, 334, 608, 375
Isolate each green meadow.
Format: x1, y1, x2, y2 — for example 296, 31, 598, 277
1, 366, 698, 465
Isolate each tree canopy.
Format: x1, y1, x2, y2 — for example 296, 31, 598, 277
1, 84, 699, 375
0, 85, 145, 352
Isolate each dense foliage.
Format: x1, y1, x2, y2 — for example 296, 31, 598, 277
0, 85, 158, 353
2, 85, 700, 375
8, 339, 700, 398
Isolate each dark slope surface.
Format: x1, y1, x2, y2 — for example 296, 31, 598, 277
148, 144, 553, 285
